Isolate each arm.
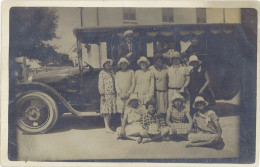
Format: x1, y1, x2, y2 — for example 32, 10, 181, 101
212, 115, 222, 142
98, 72, 105, 96
199, 70, 210, 94
148, 72, 155, 100
180, 67, 190, 92
133, 71, 138, 94
127, 70, 136, 95
185, 111, 193, 130
115, 73, 124, 98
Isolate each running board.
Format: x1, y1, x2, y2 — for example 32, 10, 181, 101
76, 111, 101, 117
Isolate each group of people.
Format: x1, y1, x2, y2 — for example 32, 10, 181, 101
97, 30, 224, 150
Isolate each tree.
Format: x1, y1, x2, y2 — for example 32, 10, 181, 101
9, 7, 58, 61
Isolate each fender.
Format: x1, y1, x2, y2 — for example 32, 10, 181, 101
12, 82, 90, 116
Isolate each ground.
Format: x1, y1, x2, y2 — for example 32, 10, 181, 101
16, 103, 240, 161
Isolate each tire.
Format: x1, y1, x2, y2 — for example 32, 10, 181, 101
16, 91, 58, 134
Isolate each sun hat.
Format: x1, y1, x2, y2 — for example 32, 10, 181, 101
192, 96, 209, 108
188, 55, 201, 65
171, 93, 185, 103
172, 51, 181, 58
124, 30, 134, 37
117, 57, 130, 67
101, 59, 113, 67
137, 56, 150, 66
162, 49, 174, 59
126, 94, 140, 106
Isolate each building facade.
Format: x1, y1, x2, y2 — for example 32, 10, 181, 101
77, 8, 242, 68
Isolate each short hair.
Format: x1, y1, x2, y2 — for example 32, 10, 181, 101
145, 100, 156, 110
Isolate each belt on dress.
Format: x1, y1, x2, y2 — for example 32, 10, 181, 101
155, 89, 168, 92
168, 87, 182, 90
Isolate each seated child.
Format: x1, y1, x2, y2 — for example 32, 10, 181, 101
186, 96, 225, 150
140, 100, 170, 144
116, 94, 145, 143
166, 93, 192, 140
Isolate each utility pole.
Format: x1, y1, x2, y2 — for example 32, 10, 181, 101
97, 7, 102, 68
80, 7, 83, 26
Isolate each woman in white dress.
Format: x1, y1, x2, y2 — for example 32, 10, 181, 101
134, 56, 155, 105
149, 56, 168, 117
98, 59, 116, 134
116, 94, 145, 143
115, 57, 135, 120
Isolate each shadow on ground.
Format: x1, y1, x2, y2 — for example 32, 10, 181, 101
46, 102, 239, 134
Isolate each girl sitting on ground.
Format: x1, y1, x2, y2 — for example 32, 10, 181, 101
166, 93, 192, 141
186, 96, 225, 150
116, 94, 145, 143
140, 101, 170, 144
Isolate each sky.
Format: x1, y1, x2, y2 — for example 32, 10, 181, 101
47, 8, 81, 61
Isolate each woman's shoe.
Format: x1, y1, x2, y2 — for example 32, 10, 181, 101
106, 128, 114, 134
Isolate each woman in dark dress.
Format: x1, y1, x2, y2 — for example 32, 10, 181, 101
187, 55, 215, 115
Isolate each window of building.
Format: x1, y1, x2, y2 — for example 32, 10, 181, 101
196, 8, 207, 23
122, 8, 136, 20
162, 8, 174, 22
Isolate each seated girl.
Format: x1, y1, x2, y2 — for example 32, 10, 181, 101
186, 96, 225, 150
116, 94, 145, 143
166, 93, 192, 141
140, 101, 170, 144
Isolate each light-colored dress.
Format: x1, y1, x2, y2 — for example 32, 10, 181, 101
149, 65, 168, 114
168, 65, 190, 104
98, 70, 116, 115
116, 106, 144, 136
188, 110, 219, 142
167, 106, 190, 134
134, 69, 155, 105
115, 70, 135, 114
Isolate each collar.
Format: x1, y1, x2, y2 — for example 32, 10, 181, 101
146, 112, 159, 118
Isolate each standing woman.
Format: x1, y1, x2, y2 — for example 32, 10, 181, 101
134, 56, 155, 105
149, 56, 168, 117
98, 59, 116, 134
187, 55, 215, 115
115, 57, 136, 120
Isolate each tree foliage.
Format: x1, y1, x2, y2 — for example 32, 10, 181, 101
9, 7, 72, 65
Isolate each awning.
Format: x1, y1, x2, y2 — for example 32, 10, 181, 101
73, 24, 240, 44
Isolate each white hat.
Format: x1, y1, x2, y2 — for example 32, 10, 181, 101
126, 94, 140, 106
172, 51, 181, 58
192, 96, 209, 108
171, 93, 185, 102
117, 57, 130, 67
101, 59, 113, 67
137, 56, 150, 66
188, 55, 201, 65
124, 30, 134, 37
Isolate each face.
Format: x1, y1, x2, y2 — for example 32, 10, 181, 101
120, 62, 128, 70
140, 62, 147, 69
104, 62, 112, 70
189, 61, 199, 68
155, 58, 163, 68
125, 34, 134, 42
195, 101, 206, 110
182, 57, 188, 64
147, 105, 156, 115
172, 58, 181, 66
191, 38, 198, 46
173, 99, 183, 108
130, 99, 139, 108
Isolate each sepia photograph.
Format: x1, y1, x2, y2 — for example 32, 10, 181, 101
1, 1, 258, 166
